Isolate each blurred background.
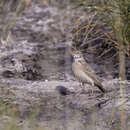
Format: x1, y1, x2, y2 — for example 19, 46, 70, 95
0, 0, 129, 130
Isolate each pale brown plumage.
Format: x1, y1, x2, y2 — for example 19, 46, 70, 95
72, 51, 105, 93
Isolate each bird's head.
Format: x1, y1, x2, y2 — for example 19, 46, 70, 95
71, 51, 84, 62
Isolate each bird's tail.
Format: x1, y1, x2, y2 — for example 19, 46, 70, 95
95, 82, 106, 93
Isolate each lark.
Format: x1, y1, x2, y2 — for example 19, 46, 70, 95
72, 51, 105, 93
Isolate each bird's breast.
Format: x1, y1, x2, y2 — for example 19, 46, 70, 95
72, 62, 93, 84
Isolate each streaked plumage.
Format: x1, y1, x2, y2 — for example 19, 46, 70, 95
72, 51, 105, 93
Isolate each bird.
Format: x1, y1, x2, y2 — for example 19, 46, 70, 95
71, 51, 105, 94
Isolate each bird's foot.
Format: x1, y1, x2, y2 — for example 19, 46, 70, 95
74, 87, 84, 97
88, 88, 94, 96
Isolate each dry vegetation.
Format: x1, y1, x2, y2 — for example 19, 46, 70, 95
72, 0, 130, 130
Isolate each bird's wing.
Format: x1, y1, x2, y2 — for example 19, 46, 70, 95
85, 70, 105, 93
80, 60, 102, 84
80, 60, 95, 73
81, 60, 105, 92
84, 70, 100, 84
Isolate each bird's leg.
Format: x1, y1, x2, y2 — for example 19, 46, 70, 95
75, 82, 82, 96
90, 82, 94, 95
81, 83, 89, 93
81, 82, 86, 92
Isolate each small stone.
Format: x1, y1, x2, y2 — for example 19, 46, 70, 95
56, 85, 73, 96
45, 79, 48, 82
2, 70, 14, 78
